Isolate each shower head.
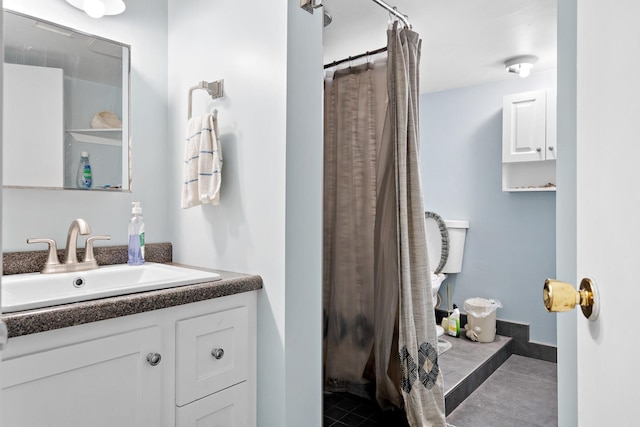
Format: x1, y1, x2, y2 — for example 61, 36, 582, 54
323, 9, 332, 27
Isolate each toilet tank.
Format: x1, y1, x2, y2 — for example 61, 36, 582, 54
425, 218, 469, 274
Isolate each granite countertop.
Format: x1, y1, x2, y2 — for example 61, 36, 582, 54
1, 243, 263, 338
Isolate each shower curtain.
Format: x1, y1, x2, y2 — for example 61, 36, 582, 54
323, 22, 446, 427
323, 59, 387, 395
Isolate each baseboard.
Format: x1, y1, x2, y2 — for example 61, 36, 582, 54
435, 309, 557, 363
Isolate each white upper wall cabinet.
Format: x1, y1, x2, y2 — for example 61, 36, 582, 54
503, 90, 557, 162
502, 89, 557, 192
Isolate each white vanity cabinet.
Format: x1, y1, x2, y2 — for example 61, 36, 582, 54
1, 291, 257, 427
502, 89, 557, 191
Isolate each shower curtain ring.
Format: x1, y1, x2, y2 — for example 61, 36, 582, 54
388, 7, 398, 22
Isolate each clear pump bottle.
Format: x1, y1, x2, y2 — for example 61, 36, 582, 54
128, 202, 145, 265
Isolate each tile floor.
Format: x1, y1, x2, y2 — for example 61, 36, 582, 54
438, 333, 511, 413
323, 392, 409, 427
323, 355, 557, 427
447, 355, 558, 427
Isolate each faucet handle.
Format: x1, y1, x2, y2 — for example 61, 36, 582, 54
84, 235, 111, 266
27, 238, 61, 271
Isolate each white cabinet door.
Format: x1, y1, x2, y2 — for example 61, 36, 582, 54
545, 89, 557, 160
1, 327, 162, 427
176, 382, 249, 427
502, 90, 548, 162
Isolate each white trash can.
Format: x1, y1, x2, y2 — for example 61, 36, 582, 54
464, 298, 502, 343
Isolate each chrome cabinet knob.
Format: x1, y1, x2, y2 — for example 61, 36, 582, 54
536, 147, 542, 152
548, 146, 555, 151
211, 348, 225, 360
146, 352, 162, 366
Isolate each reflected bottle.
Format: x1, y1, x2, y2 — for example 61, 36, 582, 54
76, 151, 93, 189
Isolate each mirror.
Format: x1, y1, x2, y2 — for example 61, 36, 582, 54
2, 9, 130, 191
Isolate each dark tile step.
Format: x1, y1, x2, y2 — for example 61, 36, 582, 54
439, 333, 512, 415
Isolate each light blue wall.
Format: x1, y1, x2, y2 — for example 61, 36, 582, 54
420, 70, 557, 345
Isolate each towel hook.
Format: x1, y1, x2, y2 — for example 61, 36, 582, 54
188, 79, 224, 120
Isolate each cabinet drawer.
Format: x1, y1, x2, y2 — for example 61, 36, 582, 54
176, 306, 249, 406
176, 382, 249, 427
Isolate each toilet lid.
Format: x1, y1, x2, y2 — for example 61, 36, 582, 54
425, 211, 449, 274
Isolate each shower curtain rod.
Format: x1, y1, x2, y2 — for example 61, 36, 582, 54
323, 46, 387, 69
323, 1, 410, 69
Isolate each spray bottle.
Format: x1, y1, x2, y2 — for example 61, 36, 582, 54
448, 304, 460, 337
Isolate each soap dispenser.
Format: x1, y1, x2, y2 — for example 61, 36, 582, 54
127, 202, 145, 265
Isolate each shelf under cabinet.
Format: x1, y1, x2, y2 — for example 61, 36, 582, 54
504, 186, 557, 193
502, 160, 556, 192
67, 128, 122, 146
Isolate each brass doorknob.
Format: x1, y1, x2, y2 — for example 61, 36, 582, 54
543, 278, 599, 321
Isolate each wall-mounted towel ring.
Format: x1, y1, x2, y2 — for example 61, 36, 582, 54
188, 79, 224, 120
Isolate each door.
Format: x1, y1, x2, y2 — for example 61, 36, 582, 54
557, 1, 640, 425
0, 1, 5, 423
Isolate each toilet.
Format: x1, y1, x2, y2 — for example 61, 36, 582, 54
424, 214, 469, 337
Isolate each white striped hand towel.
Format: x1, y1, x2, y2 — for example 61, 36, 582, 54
181, 113, 223, 208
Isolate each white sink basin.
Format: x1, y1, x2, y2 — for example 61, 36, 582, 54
1, 263, 220, 313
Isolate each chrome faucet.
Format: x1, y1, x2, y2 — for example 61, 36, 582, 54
27, 218, 111, 274
64, 218, 91, 264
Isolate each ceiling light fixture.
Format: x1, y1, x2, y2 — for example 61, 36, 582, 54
505, 55, 538, 78
65, 0, 126, 19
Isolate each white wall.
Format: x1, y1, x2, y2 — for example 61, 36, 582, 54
421, 70, 558, 345
167, 1, 322, 425
2, 0, 169, 251
285, 4, 323, 427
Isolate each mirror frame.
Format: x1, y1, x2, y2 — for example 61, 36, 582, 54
3, 8, 132, 192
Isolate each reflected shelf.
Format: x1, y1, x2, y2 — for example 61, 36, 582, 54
67, 128, 122, 146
